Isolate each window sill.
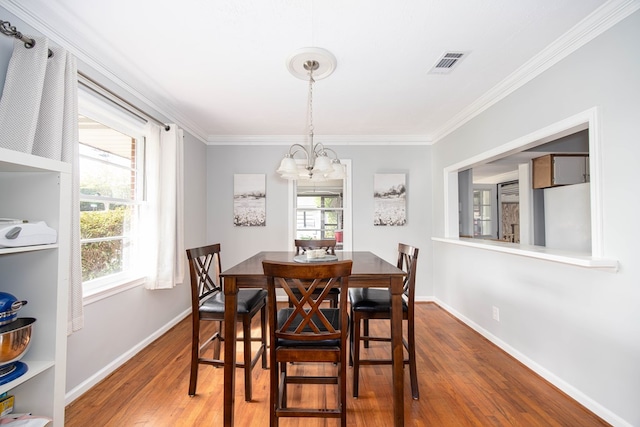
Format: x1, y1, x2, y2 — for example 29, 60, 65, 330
432, 237, 618, 271
83, 275, 146, 306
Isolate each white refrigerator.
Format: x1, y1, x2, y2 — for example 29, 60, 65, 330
544, 182, 591, 253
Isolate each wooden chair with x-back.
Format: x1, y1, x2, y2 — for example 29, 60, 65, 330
291, 239, 339, 308
186, 243, 267, 401
348, 243, 420, 399
262, 260, 353, 427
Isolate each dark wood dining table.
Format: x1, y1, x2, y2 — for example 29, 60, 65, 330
220, 251, 407, 427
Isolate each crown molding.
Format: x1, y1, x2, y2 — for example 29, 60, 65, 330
206, 134, 432, 146
430, 0, 640, 144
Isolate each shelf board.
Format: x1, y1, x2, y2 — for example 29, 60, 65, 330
0, 360, 55, 395
0, 244, 59, 255
0, 147, 71, 174
432, 237, 618, 271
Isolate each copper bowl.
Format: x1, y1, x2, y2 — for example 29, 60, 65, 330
0, 317, 35, 365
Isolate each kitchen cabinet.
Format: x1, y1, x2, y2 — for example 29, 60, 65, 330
532, 154, 589, 189
0, 147, 70, 425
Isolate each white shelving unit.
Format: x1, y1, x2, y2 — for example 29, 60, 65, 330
0, 147, 71, 425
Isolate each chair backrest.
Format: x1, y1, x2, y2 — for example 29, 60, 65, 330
262, 260, 352, 344
294, 239, 337, 255
186, 244, 222, 309
397, 243, 419, 303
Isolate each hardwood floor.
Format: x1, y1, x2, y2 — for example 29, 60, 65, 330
65, 303, 609, 426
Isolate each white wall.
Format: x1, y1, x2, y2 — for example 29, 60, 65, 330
206, 144, 433, 297
431, 10, 640, 426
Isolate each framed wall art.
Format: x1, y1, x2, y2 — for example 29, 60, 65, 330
373, 173, 406, 226
233, 174, 266, 226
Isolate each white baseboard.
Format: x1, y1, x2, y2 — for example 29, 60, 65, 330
64, 308, 191, 405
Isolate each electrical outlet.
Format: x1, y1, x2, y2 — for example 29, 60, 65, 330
492, 306, 500, 322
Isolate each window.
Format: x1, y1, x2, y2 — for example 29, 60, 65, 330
296, 179, 344, 247
78, 90, 148, 295
289, 160, 352, 251
498, 181, 520, 243
473, 187, 495, 238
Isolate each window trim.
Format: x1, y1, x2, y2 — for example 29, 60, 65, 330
79, 87, 149, 299
440, 107, 618, 270
82, 274, 146, 306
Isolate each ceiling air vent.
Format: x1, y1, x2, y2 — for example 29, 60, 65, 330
428, 51, 469, 74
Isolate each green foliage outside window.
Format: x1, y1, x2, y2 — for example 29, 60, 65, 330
80, 207, 127, 281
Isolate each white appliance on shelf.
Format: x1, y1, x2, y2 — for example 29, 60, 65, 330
0, 221, 57, 248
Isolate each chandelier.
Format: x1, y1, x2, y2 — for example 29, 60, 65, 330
276, 48, 344, 181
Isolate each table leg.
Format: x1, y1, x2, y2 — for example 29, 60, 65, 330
223, 277, 238, 427
390, 275, 405, 427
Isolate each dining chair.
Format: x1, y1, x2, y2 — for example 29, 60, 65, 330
348, 243, 420, 399
262, 260, 353, 427
294, 238, 337, 255
291, 239, 339, 308
186, 244, 267, 401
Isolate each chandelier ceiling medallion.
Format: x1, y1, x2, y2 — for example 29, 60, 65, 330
276, 47, 344, 181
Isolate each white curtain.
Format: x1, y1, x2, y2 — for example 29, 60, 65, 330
0, 36, 84, 332
142, 122, 185, 289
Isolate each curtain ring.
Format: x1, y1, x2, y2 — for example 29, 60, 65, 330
23, 37, 53, 58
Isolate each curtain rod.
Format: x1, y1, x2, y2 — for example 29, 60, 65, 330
77, 72, 170, 131
1, 19, 170, 131
1, 19, 52, 58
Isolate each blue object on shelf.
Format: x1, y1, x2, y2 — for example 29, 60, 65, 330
0, 361, 28, 385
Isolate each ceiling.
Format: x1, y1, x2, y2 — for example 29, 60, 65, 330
1, 0, 614, 144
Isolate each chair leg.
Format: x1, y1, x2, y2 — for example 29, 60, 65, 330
352, 312, 361, 398
408, 317, 419, 399
363, 318, 370, 348
213, 320, 222, 361
340, 354, 347, 427
188, 317, 200, 396
281, 362, 288, 408
349, 306, 354, 367
243, 315, 253, 402
270, 353, 278, 427
261, 305, 268, 369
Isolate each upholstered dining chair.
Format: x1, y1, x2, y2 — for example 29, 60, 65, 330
186, 244, 267, 401
349, 243, 420, 399
262, 260, 353, 427
291, 239, 339, 308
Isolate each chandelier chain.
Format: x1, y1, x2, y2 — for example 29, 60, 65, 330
308, 67, 315, 138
